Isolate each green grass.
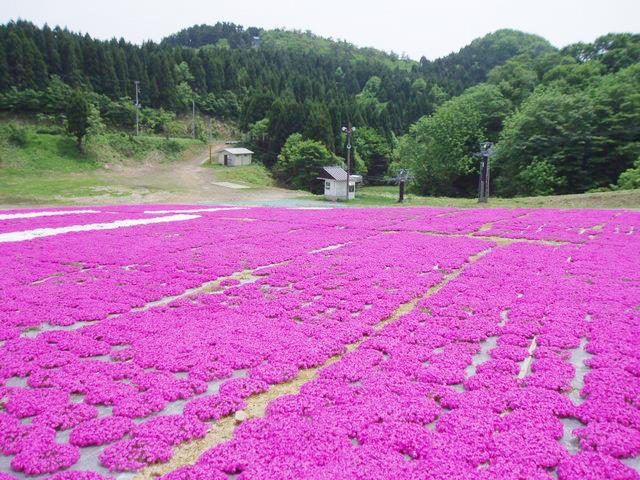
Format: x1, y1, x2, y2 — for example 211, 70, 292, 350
100, 134, 200, 162
0, 132, 100, 173
0, 124, 203, 205
305, 185, 640, 209
207, 162, 274, 187
0, 174, 115, 205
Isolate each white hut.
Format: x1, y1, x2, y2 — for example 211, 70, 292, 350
318, 166, 362, 201
218, 148, 254, 167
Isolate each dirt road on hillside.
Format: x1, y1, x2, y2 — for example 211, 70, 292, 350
73, 143, 304, 206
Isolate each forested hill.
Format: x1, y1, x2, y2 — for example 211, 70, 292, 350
1, 20, 639, 197
0, 21, 550, 131
418, 30, 554, 95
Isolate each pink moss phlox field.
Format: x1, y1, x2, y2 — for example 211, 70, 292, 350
1, 205, 639, 478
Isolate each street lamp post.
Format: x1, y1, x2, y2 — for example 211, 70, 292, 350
341, 125, 356, 201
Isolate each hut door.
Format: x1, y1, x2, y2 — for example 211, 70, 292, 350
224, 155, 228, 166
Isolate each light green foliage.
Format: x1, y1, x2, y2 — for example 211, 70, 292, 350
514, 159, 564, 196
175, 62, 195, 83
542, 61, 606, 91
487, 55, 538, 106
356, 76, 387, 122
142, 108, 176, 138
617, 158, 640, 190
396, 84, 510, 196
209, 162, 273, 187
244, 117, 270, 160
428, 85, 449, 109
174, 82, 195, 113
274, 133, 335, 192
86, 104, 105, 139
42, 76, 74, 113
199, 91, 239, 119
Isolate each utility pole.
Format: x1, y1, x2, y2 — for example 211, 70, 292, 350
341, 125, 356, 201
191, 98, 196, 139
477, 142, 493, 203
207, 116, 212, 163
134, 81, 140, 136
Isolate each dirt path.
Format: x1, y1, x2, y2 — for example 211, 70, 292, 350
74, 142, 304, 206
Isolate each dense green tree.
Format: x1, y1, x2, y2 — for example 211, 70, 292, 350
264, 98, 305, 167
1, 19, 638, 197
493, 64, 640, 196
66, 90, 90, 147
395, 84, 510, 196
487, 55, 538, 106
274, 133, 335, 191
562, 33, 640, 73
493, 88, 596, 196
352, 127, 392, 180
617, 158, 640, 190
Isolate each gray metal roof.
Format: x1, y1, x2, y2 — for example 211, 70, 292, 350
321, 166, 348, 181
223, 148, 254, 155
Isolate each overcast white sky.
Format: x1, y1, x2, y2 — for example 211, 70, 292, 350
2, 0, 639, 60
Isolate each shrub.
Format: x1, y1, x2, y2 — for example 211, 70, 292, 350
7, 123, 29, 147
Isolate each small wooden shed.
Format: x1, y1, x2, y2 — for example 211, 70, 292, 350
218, 148, 254, 167
317, 166, 362, 201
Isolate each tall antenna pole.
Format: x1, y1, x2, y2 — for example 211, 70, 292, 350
134, 80, 140, 136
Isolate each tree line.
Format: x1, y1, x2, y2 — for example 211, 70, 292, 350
1, 20, 638, 196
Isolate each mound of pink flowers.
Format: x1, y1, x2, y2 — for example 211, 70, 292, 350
0, 204, 638, 479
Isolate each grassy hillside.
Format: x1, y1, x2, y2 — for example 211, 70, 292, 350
206, 163, 274, 188
0, 123, 203, 204
310, 185, 640, 209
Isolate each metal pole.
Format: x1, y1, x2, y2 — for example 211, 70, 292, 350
346, 128, 351, 201
192, 99, 196, 139
478, 142, 493, 203
134, 80, 140, 136
399, 180, 405, 203
478, 156, 486, 203
207, 117, 212, 163
342, 125, 355, 201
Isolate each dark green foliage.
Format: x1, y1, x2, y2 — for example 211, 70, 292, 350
161, 23, 261, 49
66, 90, 89, 147
274, 133, 335, 191
352, 127, 393, 181
562, 33, 640, 73
493, 64, 640, 196
419, 29, 555, 96
1, 19, 638, 197
0, 20, 550, 140
7, 122, 28, 146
